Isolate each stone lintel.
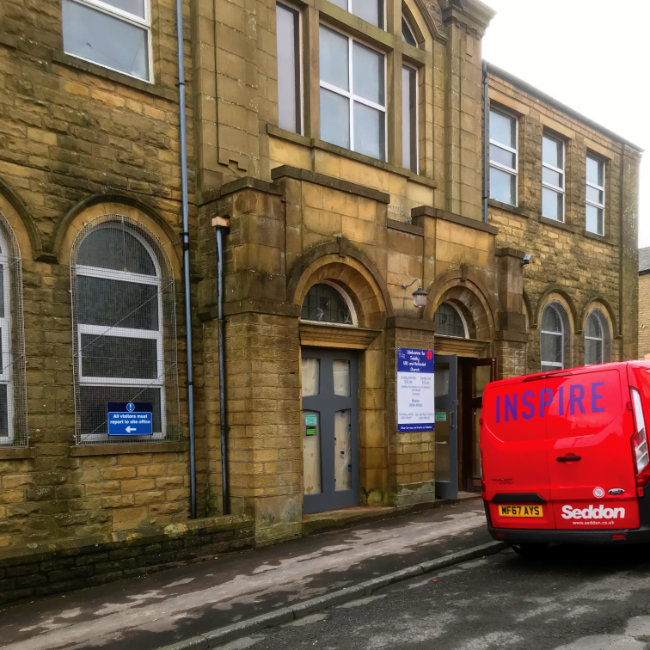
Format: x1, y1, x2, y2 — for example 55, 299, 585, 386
386, 316, 437, 332
411, 206, 498, 235
271, 165, 390, 204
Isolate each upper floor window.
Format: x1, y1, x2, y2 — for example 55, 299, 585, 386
586, 154, 605, 235
72, 218, 179, 443
584, 309, 610, 365
319, 25, 386, 161
402, 65, 418, 172
542, 133, 565, 221
62, 0, 151, 82
276, 3, 302, 134
434, 303, 468, 338
330, 0, 384, 28
489, 108, 517, 206
301, 283, 355, 325
540, 302, 570, 371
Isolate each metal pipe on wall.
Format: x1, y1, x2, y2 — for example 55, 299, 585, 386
483, 62, 489, 224
175, 0, 197, 518
216, 226, 230, 515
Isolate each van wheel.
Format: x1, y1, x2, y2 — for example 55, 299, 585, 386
511, 543, 548, 556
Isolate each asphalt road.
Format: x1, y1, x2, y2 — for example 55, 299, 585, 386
233, 544, 650, 650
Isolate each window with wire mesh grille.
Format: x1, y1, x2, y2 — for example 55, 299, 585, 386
71, 217, 179, 444
0, 220, 27, 447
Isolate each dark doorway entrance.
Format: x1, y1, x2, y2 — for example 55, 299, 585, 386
434, 354, 458, 499
301, 348, 359, 514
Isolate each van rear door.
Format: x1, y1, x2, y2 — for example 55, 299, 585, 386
481, 375, 556, 530
544, 366, 638, 530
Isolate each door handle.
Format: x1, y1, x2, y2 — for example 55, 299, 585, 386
557, 454, 582, 463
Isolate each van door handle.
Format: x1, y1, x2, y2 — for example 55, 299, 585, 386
557, 454, 582, 462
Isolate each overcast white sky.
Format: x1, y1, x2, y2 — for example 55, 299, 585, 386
482, 0, 650, 250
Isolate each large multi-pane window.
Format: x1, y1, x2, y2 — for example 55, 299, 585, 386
540, 302, 569, 371
329, 0, 384, 28
62, 0, 151, 81
72, 219, 178, 443
586, 154, 605, 235
402, 65, 418, 172
319, 25, 386, 161
542, 133, 565, 221
584, 309, 610, 365
489, 108, 517, 205
276, 3, 302, 134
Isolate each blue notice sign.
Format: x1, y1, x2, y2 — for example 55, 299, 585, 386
107, 402, 153, 436
397, 348, 435, 432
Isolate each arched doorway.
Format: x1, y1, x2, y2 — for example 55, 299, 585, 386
430, 286, 496, 496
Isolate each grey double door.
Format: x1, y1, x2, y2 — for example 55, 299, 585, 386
301, 348, 359, 514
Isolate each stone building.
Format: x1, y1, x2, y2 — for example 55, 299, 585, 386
640, 247, 650, 358
0, 0, 640, 599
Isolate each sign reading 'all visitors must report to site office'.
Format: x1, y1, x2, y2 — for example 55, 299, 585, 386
397, 348, 434, 432
107, 402, 153, 436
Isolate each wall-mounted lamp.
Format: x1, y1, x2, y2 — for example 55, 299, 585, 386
521, 253, 531, 266
401, 279, 428, 308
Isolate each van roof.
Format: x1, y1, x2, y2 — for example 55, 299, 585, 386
487, 360, 650, 389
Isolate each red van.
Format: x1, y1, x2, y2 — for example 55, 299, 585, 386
480, 361, 650, 551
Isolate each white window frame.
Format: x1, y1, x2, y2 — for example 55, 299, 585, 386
540, 303, 565, 371
586, 154, 605, 236
542, 133, 565, 222
62, 0, 153, 82
75, 225, 167, 442
402, 64, 418, 173
330, 0, 386, 29
489, 108, 518, 206
402, 14, 417, 45
319, 24, 387, 161
584, 309, 609, 365
0, 242, 14, 444
276, 2, 303, 134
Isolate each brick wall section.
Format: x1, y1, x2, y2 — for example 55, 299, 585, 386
0, 0, 208, 557
488, 72, 640, 370
0, 515, 253, 607
640, 273, 650, 358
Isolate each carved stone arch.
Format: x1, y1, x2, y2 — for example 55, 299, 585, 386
404, 0, 444, 45
425, 269, 496, 341
288, 239, 391, 330
534, 288, 578, 334
0, 176, 44, 260
54, 194, 182, 278
579, 295, 618, 338
411, 0, 446, 39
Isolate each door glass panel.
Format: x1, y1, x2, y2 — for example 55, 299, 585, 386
302, 358, 319, 397
435, 414, 450, 482
434, 367, 449, 397
334, 409, 351, 491
303, 411, 322, 495
333, 360, 350, 396
434, 367, 451, 482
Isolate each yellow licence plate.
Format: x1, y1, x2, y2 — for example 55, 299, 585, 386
498, 504, 543, 518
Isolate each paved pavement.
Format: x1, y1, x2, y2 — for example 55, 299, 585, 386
0, 496, 504, 650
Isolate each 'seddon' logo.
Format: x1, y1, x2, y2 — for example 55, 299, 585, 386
561, 504, 625, 520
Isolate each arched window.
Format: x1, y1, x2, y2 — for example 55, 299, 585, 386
71, 217, 179, 443
540, 302, 570, 371
585, 309, 610, 365
0, 222, 26, 446
301, 283, 354, 325
402, 15, 417, 45
434, 303, 468, 338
